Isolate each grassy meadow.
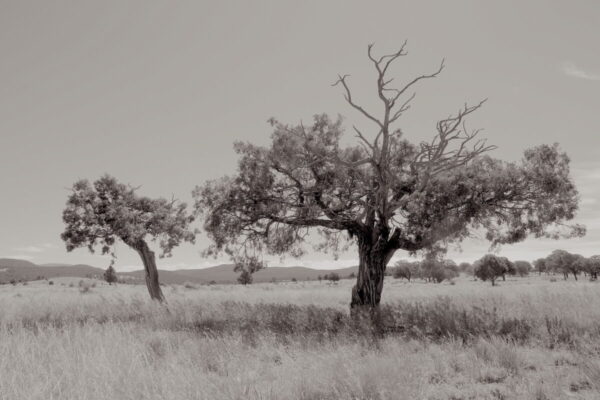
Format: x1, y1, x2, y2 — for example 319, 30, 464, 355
1, 275, 600, 399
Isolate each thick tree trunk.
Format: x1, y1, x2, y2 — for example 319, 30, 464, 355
350, 237, 389, 310
135, 240, 165, 302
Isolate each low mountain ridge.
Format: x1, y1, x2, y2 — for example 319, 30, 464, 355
0, 258, 358, 284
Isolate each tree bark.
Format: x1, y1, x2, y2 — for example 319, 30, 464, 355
135, 240, 165, 302
350, 236, 389, 310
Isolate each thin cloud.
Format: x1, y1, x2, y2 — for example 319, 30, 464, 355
14, 243, 57, 253
6, 255, 35, 261
14, 246, 44, 253
562, 62, 600, 81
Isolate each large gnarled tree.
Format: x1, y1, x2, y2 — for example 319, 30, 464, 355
61, 175, 195, 301
193, 43, 583, 310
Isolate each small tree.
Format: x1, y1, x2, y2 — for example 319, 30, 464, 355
324, 272, 340, 282
237, 270, 253, 285
533, 258, 548, 275
585, 255, 600, 281
193, 43, 584, 310
513, 260, 532, 277
61, 175, 195, 302
104, 265, 118, 285
546, 250, 581, 280
458, 262, 473, 275
419, 257, 458, 283
474, 254, 512, 286
234, 255, 263, 286
393, 260, 415, 281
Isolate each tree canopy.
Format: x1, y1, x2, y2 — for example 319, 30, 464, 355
193, 43, 584, 309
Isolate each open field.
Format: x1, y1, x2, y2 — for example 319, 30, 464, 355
2, 276, 600, 400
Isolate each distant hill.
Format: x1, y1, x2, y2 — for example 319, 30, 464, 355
0, 258, 105, 283
121, 264, 359, 284
0, 258, 358, 285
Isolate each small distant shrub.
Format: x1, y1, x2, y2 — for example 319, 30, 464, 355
237, 270, 253, 285
208, 280, 217, 285
103, 265, 118, 285
10, 279, 16, 286
48, 281, 54, 285
184, 282, 197, 289
69, 282, 74, 288
291, 277, 297, 283
78, 280, 92, 293
324, 273, 340, 283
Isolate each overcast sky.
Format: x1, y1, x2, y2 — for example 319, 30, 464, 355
1, 1, 599, 271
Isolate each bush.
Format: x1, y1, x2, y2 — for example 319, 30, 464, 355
78, 280, 92, 293
48, 281, 54, 285
103, 265, 118, 285
237, 270, 253, 285
323, 273, 340, 282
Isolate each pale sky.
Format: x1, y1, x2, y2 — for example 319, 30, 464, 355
1, 1, 599, 271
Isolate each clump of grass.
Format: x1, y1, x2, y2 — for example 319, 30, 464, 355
79, 280, 92, 294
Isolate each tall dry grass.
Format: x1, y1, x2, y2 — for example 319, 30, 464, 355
0, 275, 599, 399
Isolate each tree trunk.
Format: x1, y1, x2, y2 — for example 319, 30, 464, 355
135, 240, 165, 302
350, 237, 389, 310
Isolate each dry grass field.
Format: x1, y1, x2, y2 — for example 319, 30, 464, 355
1, 275, 600, 400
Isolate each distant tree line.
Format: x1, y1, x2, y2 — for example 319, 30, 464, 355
392, 258, 460, 283
390, 249, 600, 286
533, 250, 600, 281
